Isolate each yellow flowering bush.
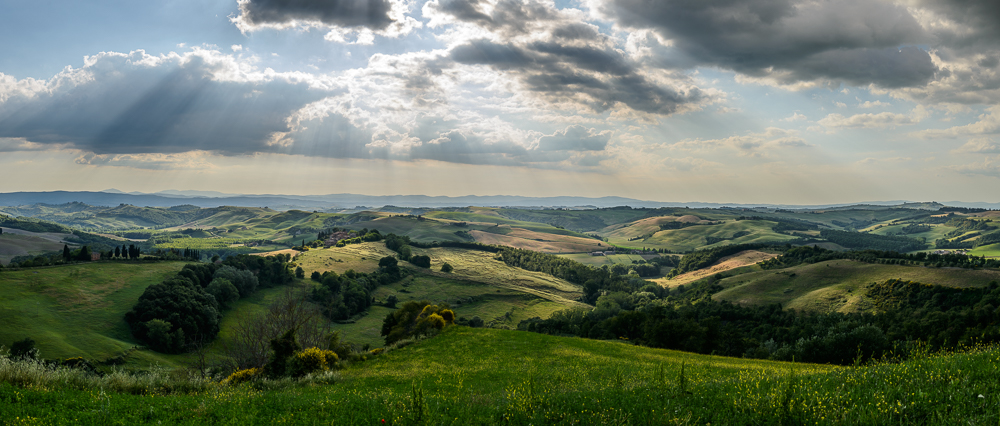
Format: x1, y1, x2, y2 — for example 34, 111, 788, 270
287, 347, 339, 377
225, 367, 261, 385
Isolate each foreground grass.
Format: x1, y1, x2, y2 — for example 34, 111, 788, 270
3, 327, 999, 425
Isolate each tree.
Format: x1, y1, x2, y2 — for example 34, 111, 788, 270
114, 246, 121, 258
76, 246, 91, 261
62, 245, 71, 261
295, 266, 305, 279
410, 255, 431, 268
441, 263, 453, 273
206, 277, 240, 310
10, 338, 39, 360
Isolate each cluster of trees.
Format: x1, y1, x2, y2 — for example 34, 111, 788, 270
309, 256, 403, 320
497, 247, 649, 303
819, 229, 924, 252
381, 301, 455, 345
759, 245, 1000, 270
518, 278, 1000, 365
124, 254, 293, 353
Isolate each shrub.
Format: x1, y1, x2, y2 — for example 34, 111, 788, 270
410, 255, 431, 268
10, 338, 39, 360
441, 263, 453, 273
439, 309, 455, 324
264, 329, 301, 379
225, 367, 261, 385
287, 347, 339, 377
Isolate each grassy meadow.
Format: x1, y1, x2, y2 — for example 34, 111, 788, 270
0, 261, 188, 365
712, 259, 1000, 313
4, 327, 999, 424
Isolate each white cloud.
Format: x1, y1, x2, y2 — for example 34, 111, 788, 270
818, 111, 920, 129
781, 112, 807, 122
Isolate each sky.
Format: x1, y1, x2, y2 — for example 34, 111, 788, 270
0, 0, 998, 204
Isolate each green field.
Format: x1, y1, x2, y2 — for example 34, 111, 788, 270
970, 243, 1000, 258
713, 259, 1000, 313
557, 252, 654, 266
0, 262, 188, 364
602, 218, 799, 252
5, 327, 1000, 424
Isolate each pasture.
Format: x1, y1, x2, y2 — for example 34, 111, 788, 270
713, 259, 1000, 313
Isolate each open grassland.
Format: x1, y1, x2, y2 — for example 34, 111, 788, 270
713, 260, 1000, 313
410, 247, 585, 307
344, 216, 475, 243
292, 244, 584, 347
292, 243, 398, 275
0, 262, 187, 365
654, 250, 778, 288
0, 232, 72, 265
557, 252, 656, 266
602, 219, 798, 252
5, 327, 1000, 424
970, 243, 1000, 258
470, 227, 604, 253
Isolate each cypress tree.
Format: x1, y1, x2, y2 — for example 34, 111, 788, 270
63, 244, 71, 260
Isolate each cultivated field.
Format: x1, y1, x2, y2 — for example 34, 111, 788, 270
653, 250, 778, 288
0, 230, 73, 265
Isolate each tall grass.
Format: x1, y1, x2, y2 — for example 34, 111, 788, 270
2, 328, 999, 424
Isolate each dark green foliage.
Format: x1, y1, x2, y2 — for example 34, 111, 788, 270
10, 338, 39, 360
385, 295, 399, 308
75, 246, 91, 261
520, 277, 1000, 365
264, 329, 301, 379
380, 301, 452, 345
311, 258, 403, 320
221, 254, 292, 289
62, 245, 70, 260
124, 277, 221, 353
409, 255, 431, 268
213, 265, 259, 297
820, 229, 924, 252
295, 266, 305, 279
311, 271, 321, 281
440, 262, 453, 273
206, 278, 240, 310
759, 245, 1000, 270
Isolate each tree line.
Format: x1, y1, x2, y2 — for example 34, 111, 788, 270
124, 254, 294, 353
518, 278, 1000, 365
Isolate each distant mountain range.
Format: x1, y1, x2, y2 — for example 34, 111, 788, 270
0, 190, 996, 210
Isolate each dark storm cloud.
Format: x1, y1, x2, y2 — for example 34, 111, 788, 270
237, 0, 395, 29
597, 0, 936, 88
915, 0, 1000, 46
0, 51, 333, 156
434, 0, 703, 115
451, 39, 698, 114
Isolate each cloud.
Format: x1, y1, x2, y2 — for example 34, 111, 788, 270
592, 0, 935, 88
671, 127, 812, 157
818, 112, 918, 129
952, 138, 1000, 154
914, 106, 1000, 138
781, 112, 807, 122
232, 0, 420, 41
0, 49, 337, 156
536, 125, 611, 151
425, 0, 707, 116
952, 156, 1000, 178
